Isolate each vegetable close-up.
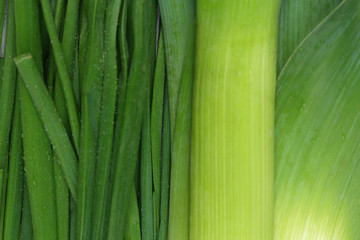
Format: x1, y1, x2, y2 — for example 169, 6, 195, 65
0, 0, 359, 239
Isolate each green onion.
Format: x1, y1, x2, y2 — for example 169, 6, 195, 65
158, 0, 195, 238
0, 0, 16, 237
14, 54, 78, 199
39, 0, 80, 152
0, 0, 6, 63
3, 87, 22, 240
158, 87, 171, 240
44, 0, 65, 94
19, 184, 33, 240
125, 189, 141, 240
151, 31, 166, 238
77, 0, 106, 238
140, 1, 156, 239
106, 0, 152, 237
14, 0, 58, 238
91, 0, 122, 238
47, 3, 70, 240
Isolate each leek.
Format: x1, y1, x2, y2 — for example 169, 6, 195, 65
191, 0, 281, 239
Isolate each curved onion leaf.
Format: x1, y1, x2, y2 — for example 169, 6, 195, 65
277, 0, 342, 73
275, 0, 360, 238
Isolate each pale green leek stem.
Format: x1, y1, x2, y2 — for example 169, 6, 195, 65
190, 1, 281, 239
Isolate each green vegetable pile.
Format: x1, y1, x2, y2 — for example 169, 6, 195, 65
0, 0, 359, 239
0, 0, 193, 239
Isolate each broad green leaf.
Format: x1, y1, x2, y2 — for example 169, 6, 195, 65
275, 0, 360, 239
277, 0, 342, 73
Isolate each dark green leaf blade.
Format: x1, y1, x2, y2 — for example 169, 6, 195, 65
277, 0, 342, 73
14, 54, 78, 199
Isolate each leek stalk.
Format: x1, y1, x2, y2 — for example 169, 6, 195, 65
191, 1, 281, 239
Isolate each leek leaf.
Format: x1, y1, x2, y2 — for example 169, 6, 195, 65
277, 0, 342, 73
275, 0, 360, 239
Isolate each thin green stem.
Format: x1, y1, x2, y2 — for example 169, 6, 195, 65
150, 31, 165, 238
19, 182, 33, 240
61, 0, 80, 107
45, 0, 65, 94
100, 2, 130, 238
158, 86, 171, 240
45, 1, 70, 239
14, 0, 58, 238
14, 54, 78, 199
0, 0, 16, 237
91, 0, 122, 238
0, 0, 16, 171
140, 0, 156, 238
39, 0, 80, 152
3, 87, 23, 240
53, 71, 71, 240
77, 0, 106, 238
157, 0, 195, 238
69, 197, 77, 240
106, 0, 152, 237
140, 106, 154, 240
125, 188, 141, 240
0, 0, 6, 58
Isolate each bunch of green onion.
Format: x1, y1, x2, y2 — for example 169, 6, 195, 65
0, 0, 360, 239
0, 0, 193, 239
